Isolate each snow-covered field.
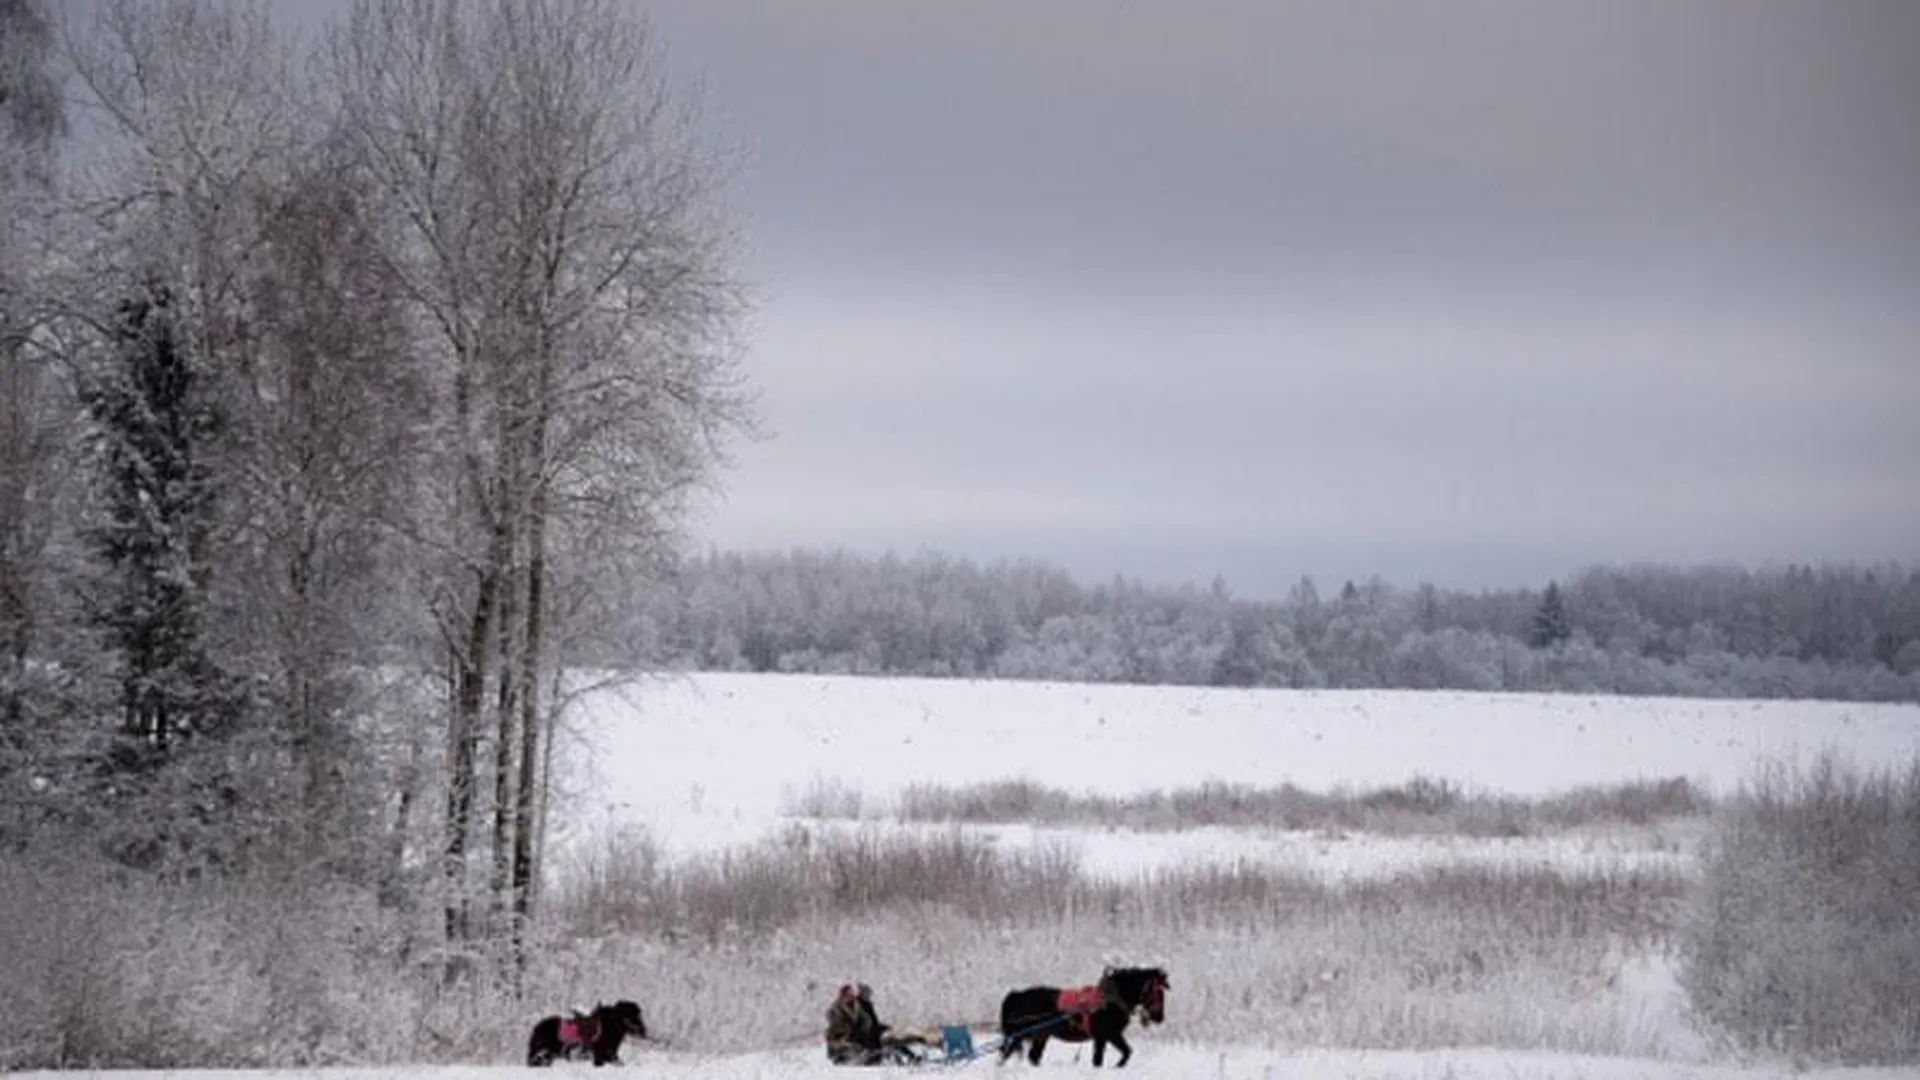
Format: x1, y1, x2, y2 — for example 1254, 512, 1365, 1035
28, 674, 1919, 1080
551, 673, 1919, 879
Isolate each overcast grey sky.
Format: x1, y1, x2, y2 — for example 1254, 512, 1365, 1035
472, 4, 1920, 594
636, 1, 1920, 597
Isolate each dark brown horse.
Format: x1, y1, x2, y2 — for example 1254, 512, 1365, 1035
527, 999, 648, 1066
997, 966, 1168, 1068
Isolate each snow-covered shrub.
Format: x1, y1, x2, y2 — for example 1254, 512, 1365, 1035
894, 777, 1078, 823
783, 774, 867, 820
1679, 754, 1920, 1064
0, 853, 127, 1069
534, 860, 1688, 1056
1541, 777, 1711, 828
6, 824, 1699, 1066
554, 824, 669, 937
550, 823, 1088, 942
877, 776, 1709, 838
0, 845, 432, 1069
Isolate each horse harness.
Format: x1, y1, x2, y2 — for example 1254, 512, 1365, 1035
1056, 971, 1167, 1035
1055, 985, 1105, 1036
557, 1013, 602, 1052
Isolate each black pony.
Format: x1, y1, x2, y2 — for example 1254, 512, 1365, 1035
997, 966, 1168, 1068
527, 999, 649, 1067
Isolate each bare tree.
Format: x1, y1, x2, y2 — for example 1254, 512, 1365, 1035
0, 0, 67, 813
60, 0, 300, 325
329, 0, 752, 967
234, 136, 429, 871
0, 0, 62, 181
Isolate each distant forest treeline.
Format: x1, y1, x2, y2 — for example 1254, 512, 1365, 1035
623, 551, 1920, 702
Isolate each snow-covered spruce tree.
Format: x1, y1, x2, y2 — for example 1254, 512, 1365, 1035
1529, 580, 1572, 650
76, 286, 244, 868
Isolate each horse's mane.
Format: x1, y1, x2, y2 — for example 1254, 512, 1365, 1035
1101, 966, 1168, 1005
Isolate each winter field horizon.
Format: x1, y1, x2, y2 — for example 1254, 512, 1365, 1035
548, 673, 1920, 874
16, 673, 1920, 1080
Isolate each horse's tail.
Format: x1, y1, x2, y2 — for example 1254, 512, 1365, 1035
527, 1015, 559, 1067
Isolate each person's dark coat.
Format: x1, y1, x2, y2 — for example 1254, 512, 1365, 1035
825, 985, 889, 1065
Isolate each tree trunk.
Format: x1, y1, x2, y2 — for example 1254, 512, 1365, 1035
0, 332, 32, 735
532, 661, 563, 926
283, 334, 327, 864
383, 718, 422, 913
488, 511, 521, 937
291, 536, 326, 862
509, 379, 552, 984
444, 545, 503, 943
443, 313, 496, 945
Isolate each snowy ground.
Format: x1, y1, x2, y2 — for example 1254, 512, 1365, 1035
551, 672, 1920, 878
19, 1046, 1920, 1079
31, 674, 1918, 1079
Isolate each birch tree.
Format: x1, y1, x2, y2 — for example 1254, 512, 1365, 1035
234, 137, 429, 874
330, 0, 752, 965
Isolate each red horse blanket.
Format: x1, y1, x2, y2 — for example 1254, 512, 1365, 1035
1057, 985, 1104, 1034
557, 1015, 601, 1049
1057, 986, 1104, 1014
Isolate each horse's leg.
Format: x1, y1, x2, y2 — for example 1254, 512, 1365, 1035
1110, 1029, 1133, 1068
1092, 1035, 1106, 1067
1028, 1032, 1048, 1065
998, 1033, 1021, 1064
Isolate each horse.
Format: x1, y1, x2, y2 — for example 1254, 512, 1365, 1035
527, 999, 649, 1067
996, 966, 1168, 1068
